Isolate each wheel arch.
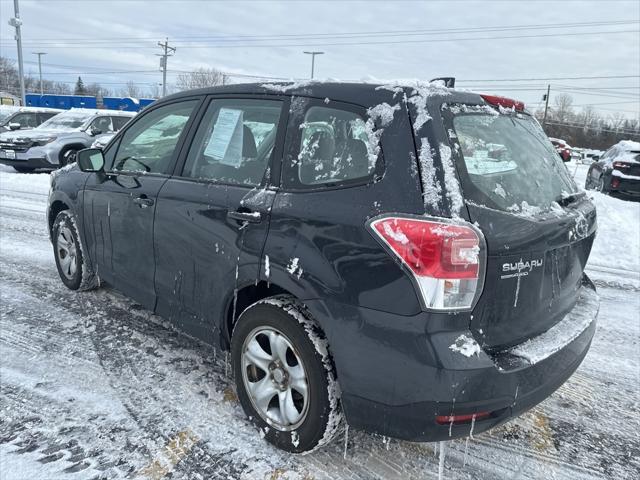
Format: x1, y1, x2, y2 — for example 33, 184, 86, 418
58, 142, 88, 164
222, 280, 292, 350
48, 198, 70, 236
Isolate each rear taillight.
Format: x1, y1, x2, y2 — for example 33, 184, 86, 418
612, 161, 630, 169
369, 216, 486, 311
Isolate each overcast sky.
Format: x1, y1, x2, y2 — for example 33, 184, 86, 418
1, 0, 638, 119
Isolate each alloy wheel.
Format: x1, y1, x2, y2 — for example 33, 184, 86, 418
241, 326, 309, 431
56, 226, 78, 280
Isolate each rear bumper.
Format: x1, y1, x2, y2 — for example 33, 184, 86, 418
306, 276, 599, 442
608, 176, 640, 200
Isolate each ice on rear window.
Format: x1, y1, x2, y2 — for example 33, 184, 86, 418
448, 109, 578, 216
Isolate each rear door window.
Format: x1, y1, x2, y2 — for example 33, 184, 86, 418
446, 109, 578, 214
182, 98, 283, 186
90, 116, 114, 133
111, 116, 131, 131
284, 103, 380, 189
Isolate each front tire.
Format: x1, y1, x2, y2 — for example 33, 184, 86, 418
52, 210, 98, 291
59, 147, 79, 167
231, 295, 342, 453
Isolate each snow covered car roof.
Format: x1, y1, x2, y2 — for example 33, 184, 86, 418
66, 107, 137, 117
160, 80, 485, 111
603, 140, 640, 165
616, 140, 640, 152
2, 106, 63, 114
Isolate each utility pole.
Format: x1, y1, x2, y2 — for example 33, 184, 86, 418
542, 84, 551, 127
303, 51, 324, 79
33, 52, 47, 95
157, 38, 176, 97
8, 0, 26, 105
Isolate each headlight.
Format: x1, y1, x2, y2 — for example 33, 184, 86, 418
34, 137, 57, 146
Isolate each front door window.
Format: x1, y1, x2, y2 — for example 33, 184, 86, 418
112, 101, 197, 174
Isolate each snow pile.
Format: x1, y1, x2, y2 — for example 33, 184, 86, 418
449, 334, 481, 357
418, 138, 442, 211
364, 102, 400, 169
286, 257, 303, 279
366, 102, 399, 128
589, 191, 640, 273
0, 165, 51, 193
382, 220, 409, 245
260, 80, 319, 93
439, 144, 464, 218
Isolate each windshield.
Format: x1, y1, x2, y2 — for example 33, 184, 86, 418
0, 110, 16, 124
449, 109, 578, 214
37, 111, 91, 131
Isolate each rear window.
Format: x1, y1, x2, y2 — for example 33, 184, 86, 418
448, 109, 577, 214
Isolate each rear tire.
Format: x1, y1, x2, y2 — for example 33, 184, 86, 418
13, 166, 35, 173
52, 210, 99, 291
231, 295, 342, 453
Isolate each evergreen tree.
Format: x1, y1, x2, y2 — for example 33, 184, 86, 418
74, 76, 86, 95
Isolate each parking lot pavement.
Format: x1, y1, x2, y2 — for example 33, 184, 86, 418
1, 168, 639, 479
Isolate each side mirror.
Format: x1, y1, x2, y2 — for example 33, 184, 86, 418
77, 148, 105, 172
88, 126, 102, 136
8, 122, 21, 131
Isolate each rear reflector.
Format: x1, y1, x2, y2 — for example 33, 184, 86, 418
480, 94, 525, 111
435, 412, 491, 425
369, 216, 486, 310
611, 177, 620, 188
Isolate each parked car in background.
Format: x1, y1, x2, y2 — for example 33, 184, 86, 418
585, 140, 640, 200
549, 137, 572, 162
0, 106, 63, 132
580, 149, 602, 164
90, 132, 115, 150
47, 82, 599, 453
0, 108, 135, 172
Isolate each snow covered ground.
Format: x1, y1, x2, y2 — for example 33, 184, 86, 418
0, 163, 639, 480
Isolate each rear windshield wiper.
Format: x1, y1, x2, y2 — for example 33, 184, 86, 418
556, 191, 585, 207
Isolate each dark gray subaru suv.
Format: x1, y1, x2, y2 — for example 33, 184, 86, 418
47, 80, 599, 453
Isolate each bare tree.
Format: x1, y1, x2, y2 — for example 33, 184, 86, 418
176, 67, 224, 91
86, 82, 111, 98
146, 83, 161, 99
552, 93, 575, 123
119, 80, 142, 98
609, 112, 626, 132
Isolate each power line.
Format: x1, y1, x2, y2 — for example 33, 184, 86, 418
2, 19, 637, 45
1, 28, 637, 49
457, 75, 640, 82
544, 120, 639, 135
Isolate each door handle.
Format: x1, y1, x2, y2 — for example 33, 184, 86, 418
133, 195, 154, 208
227, 210, 262, 223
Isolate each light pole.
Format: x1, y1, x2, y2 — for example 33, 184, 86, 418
8, 0, 26, 105
303, 51, 324, 79
33, 52, 47, 95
